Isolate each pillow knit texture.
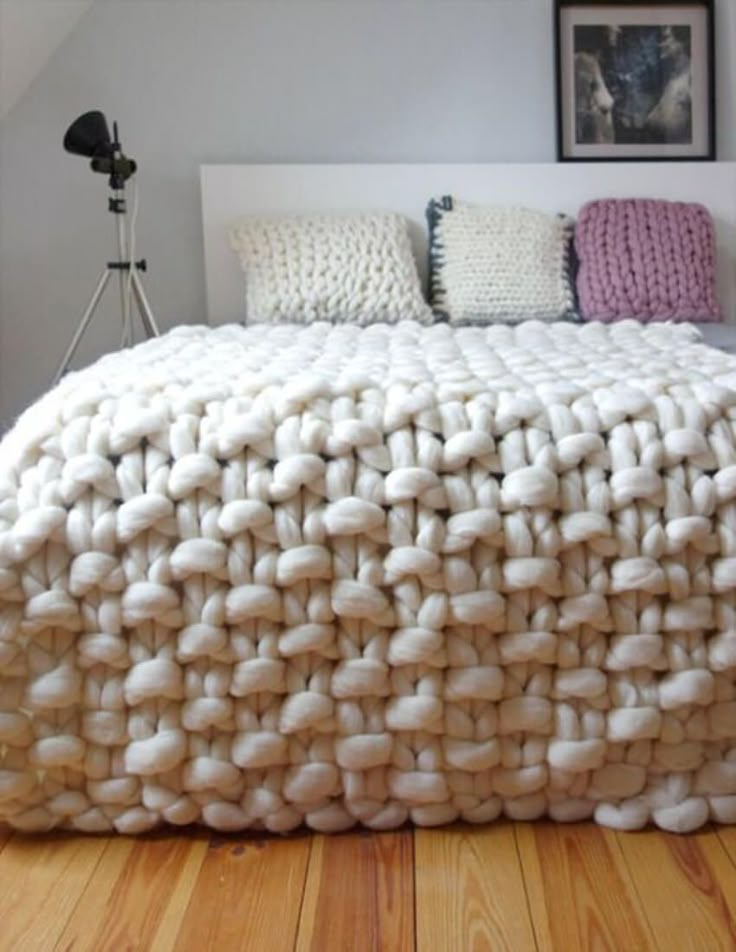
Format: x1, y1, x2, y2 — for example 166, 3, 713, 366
229, 212, 432, 326
427, 197, 575, 324
575, 199, 721, 323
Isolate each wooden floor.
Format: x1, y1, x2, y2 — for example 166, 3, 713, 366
1, 821, 735, 951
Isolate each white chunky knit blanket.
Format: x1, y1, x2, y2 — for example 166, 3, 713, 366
2, 320, 736, 835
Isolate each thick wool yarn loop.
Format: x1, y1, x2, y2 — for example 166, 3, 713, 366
2, 320, 736, 835
575, 199, 721, 323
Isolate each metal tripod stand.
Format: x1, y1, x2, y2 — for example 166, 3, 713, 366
53, 183, 160, 386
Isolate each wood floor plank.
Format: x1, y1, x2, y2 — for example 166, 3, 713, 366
0, 832, 108, 950
618, 826, 736, 951
296, 830, 414, 952
717, 826, 736, 869
516, 822, 654, 952
415, 823, 535, 952
54, 831, 209, 952
149, 834, 211, 952
173, 832, 311, 952
0, 825, 12, 854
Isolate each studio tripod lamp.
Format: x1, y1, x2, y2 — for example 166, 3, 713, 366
53, 110, 160, 385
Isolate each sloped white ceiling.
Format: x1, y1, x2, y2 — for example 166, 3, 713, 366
0, 0, 94, 118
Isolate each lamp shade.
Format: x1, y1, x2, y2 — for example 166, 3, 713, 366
63, 111, 112, 158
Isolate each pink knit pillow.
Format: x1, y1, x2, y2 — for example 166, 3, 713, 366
575, 199, 721, 323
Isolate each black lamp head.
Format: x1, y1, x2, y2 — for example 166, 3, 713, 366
63, 110, 113, 159
63, 110, 137, 188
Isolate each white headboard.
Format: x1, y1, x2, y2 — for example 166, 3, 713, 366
201, 162, 736, 325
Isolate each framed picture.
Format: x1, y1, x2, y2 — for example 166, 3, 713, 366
555, 0, 716, 161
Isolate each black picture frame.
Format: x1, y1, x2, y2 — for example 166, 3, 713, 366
555, 0, 716, 161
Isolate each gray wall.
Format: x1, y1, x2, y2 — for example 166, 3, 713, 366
1, 0, 735, 426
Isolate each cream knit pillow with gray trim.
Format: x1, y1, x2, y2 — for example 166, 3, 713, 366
229, 212, 432, 325
427, 197, 575, 324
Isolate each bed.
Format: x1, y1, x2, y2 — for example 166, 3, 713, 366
1, 162, 736, 835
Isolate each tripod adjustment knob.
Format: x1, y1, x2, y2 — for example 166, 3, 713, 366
105, 259, 148, 272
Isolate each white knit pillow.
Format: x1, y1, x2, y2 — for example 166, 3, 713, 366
229, 212, 432, 325
428, 197, 575, 324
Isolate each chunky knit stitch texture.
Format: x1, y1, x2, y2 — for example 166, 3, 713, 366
576, 199, 721, 323
2, 320, 736, 835
427, 198, 575, 323
228, 212, 432, 325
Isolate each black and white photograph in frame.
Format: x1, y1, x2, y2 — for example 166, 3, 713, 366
556, 0, 715, 161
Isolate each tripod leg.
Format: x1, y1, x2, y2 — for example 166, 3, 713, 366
115, 197, 133, 348
131, 269, 161, 337
53, 269, 112, 386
